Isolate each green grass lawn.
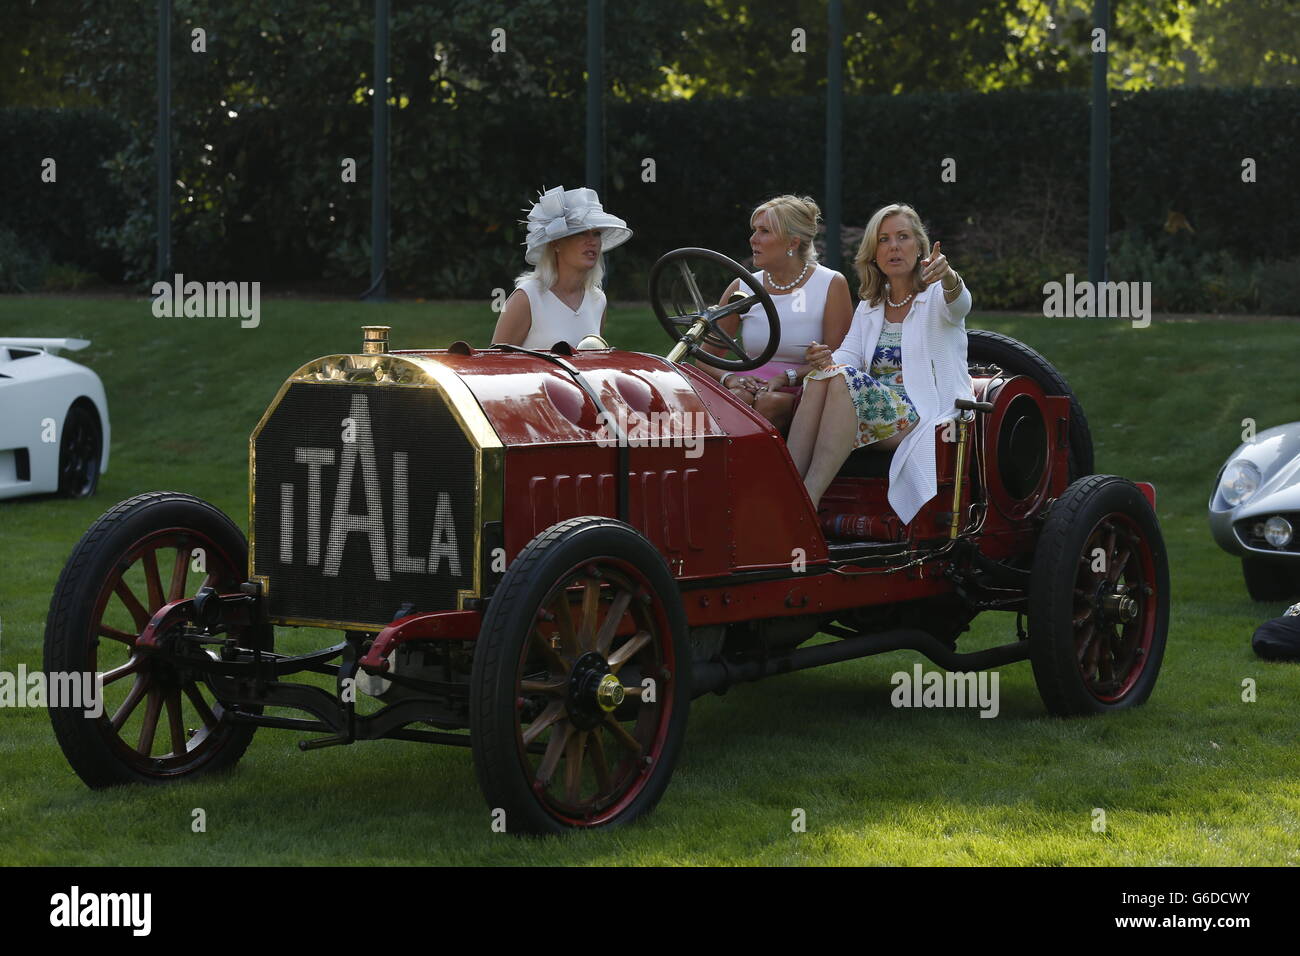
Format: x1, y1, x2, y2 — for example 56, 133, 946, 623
2, 295, 1299, 865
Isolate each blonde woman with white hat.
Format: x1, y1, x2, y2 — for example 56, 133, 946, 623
491, 186, 633, 350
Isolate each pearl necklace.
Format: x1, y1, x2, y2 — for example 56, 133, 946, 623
885, 284, 915, 309
765, 261, 810, 292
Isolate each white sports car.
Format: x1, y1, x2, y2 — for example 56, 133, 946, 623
0, 338, 110, 499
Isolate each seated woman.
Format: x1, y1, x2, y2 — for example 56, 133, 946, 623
491, 186, 631, 349
785, 202, 974, 524
700, 195, 852, 434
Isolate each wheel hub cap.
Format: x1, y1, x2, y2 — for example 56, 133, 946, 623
595, 673, 625, 712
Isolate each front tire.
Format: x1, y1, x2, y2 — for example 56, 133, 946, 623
1028, 475, 1169, 715
1242, 557, 1300, 602
44, 491, 270, 788
470, 517, 691, 835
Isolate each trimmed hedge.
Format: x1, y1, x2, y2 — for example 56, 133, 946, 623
1, 88, 1294, 308
0, 108, 128, 280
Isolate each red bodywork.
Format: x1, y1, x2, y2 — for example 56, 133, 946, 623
371, 346, 1080, 656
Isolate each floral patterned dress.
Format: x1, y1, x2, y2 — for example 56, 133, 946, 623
805, 320, 920, 448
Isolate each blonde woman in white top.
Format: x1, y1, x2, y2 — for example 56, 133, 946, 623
492, 186, 632, 350
787, 203, 973, 516
704, 195, 852, 434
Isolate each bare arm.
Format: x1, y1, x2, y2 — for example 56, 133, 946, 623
490, 289, 532, 346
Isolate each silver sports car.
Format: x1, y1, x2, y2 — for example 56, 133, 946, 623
1209, 422, 1300, 601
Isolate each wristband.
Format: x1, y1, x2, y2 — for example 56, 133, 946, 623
720, 372, 735, 387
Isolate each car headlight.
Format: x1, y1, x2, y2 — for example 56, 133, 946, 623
1219, 459, 1261, 507
1264, 516, 1293, 548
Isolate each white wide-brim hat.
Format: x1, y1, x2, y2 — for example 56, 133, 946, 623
523, 186, 632, 265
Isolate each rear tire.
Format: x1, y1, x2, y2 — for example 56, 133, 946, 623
57, 402, 101, 498
967, 329, 1093, 481
1028, 475, 1169, 716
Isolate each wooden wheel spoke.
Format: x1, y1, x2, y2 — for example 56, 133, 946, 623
1098, 632, 1117, 682
536, 720, 574, 785
183, 682, 218, 730
111, 673, 149, 731
165, 689, 188, 757
595, 590, 632, 657
114, 578, 151, 631
589, 732, 613, 794
522, 699, 566, 747
603, 714, 643, 756
530, 630, 568, 673
578, 579, 602, 652
1108, 548, 1132, 584
520, 676, 567, 697
607, 630, 651, 673
1083, 622, 1104, 675
168, 546, 190, 602
98, 624, 138, 646
142, 548, 164, 612
564, 730, 586, 804
101, 657, 139, 686
1075, 621, 1097, 667
137, 688, 164, 755
551, 591, 580, 657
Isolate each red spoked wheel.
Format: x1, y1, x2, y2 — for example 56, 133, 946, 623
44, 492, 270, 787
471, 518, 690, 835
1029, 475, 1169, 716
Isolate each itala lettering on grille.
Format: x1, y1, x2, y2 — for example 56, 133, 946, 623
276, 393, 461, 582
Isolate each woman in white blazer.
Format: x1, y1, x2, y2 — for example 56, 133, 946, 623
786, 203, 974, 522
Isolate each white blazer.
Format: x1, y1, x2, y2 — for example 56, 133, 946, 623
830, 282, 974, 524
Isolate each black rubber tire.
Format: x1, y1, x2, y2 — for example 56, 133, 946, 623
44, 491, 269, 788
56, 402, 102, 498
1242, 557, 1300, 602
1028, 475, 1169, 716
967, 329, 1094, 481
470, 517, 691, 835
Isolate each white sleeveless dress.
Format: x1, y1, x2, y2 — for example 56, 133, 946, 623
739, 263, 836, 365
516, 278, 605, 350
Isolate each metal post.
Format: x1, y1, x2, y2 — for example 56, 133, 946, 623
585, 0, 604, 192
156, 0, 171, 281
1088, 0, 1110, 285
364, 0, 390, 300
824, 0, 843, 270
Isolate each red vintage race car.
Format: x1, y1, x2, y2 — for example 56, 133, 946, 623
45, 248, 1169, 835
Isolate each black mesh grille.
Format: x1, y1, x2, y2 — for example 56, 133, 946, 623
254, 383, 477, 627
